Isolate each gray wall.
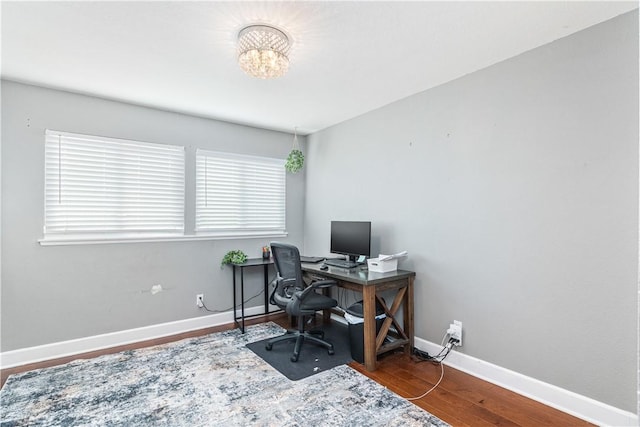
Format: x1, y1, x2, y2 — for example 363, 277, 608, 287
304, 11, 638, 412
1, 80, 306, 351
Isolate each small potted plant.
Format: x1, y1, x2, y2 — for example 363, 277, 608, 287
221, 250, 248, 268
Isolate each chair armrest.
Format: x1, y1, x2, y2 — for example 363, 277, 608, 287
288, 279, 336, 314
270, 277, 303, 306
296, 279, 336, 301
309, 279, 336, 289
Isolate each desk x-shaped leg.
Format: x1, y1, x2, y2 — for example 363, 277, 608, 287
361, 276, 414, 371
375, 290, 409, 350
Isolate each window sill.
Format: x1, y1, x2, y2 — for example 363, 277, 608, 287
39, 231, 288, 246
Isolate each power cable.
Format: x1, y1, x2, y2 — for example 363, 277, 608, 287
200, 274, 276, 313
405, 336, 458, 400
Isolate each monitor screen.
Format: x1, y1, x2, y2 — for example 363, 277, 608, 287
330, 221, 371, 261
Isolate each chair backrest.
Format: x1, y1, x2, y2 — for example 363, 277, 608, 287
269, 242, 305, 308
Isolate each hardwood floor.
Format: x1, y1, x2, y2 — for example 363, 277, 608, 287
350, 351, 592, 426
1, 314, 593, 426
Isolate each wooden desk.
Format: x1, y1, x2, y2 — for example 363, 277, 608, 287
232, 258, 279, 333
302, 263, 415, 371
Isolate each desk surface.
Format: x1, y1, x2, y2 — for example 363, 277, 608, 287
233, 258, 273, 267
302, 262, 415, 285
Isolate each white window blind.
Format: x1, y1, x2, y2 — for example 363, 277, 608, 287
44, 130, 185, 239
196, 149, 286, 235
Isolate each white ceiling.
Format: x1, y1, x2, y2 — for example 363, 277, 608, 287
1, 1, 637, 135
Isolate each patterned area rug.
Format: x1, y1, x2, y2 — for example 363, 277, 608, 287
0, 322, 449, 426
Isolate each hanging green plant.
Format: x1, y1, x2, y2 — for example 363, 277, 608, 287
221, 250, 248, 268
284, 127, 304, 173
285, 149, 304, 173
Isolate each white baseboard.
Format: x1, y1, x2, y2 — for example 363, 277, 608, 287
0, 305, 271, 369
3, 313, 637, 427
415, 337, 638, 427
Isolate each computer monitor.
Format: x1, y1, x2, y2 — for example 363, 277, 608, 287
330, 221, 371, 262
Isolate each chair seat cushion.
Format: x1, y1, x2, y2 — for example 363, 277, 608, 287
296, 291, 337, 313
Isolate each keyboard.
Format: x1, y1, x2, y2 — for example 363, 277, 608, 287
300, 256, 325, 263
324, 259, 359, 269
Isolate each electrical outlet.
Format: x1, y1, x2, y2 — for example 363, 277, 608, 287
447, 320, 462, 346
196, 294, 204, 308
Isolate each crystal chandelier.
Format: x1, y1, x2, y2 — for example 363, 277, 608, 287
237, 25, 290, 79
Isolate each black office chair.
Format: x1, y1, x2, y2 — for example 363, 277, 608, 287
265, 242, 338, 362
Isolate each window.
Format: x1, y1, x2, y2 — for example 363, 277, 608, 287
196, 149, 286, 236
44, 130, 185, 241
42, 131, 287, 245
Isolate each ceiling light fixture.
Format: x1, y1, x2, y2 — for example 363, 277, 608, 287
237, 25, 290, 79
